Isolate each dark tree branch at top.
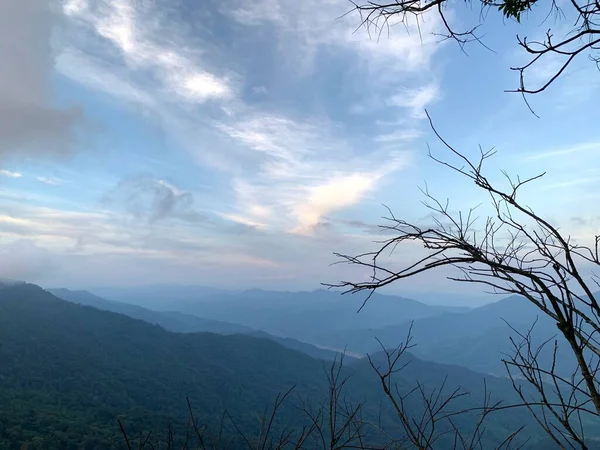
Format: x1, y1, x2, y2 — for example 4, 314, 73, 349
346, 0, 600, 99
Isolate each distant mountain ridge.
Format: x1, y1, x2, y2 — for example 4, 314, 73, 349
49, 288, 254, 334
312, 293, 596, 378
88, 284, 229, 309
105, 287, 466, 341
49, 288, 353, 362
314, 294, 555, 352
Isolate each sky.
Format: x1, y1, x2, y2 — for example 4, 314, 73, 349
0, 0, 599, 299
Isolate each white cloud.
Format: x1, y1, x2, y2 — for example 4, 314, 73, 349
540, 176, 600, 190
218, 111, 412, 234
36, 176, 65, 186
219, 0, 441, 227
63, 0, 87, 16
0, 239, 59, 282
0, 169, 23, 178
56, 49, 157, 108
61, 0, 232, 104
217, 115, 322, 166
523, 142, 600, 162
55, 0, 431, 242
0, 200, 292, 287
105, 175, 206, 224
228, 0, 442, 68
252, 85, 268, 95
388, 83, 440, 118
219, 213, 268, 230
374, 128, 423, 144
291, 173, 379, 234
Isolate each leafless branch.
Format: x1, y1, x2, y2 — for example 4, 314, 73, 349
347, 0, 600, 97
328, 110, 600, 446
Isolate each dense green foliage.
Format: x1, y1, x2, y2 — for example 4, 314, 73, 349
0, 284, 326, 449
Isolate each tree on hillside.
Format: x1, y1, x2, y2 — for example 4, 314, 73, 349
330, 112, 600, 448
348, 0, 600, 97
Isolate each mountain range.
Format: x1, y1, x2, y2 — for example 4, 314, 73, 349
0, 282, 583, 449
310, 293, 588, 377
64, 284, 597, 378
52, 284, 600, 378
94, 287, 466, 341
49, 288, 354, 362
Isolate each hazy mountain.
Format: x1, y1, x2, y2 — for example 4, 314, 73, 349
0, 283, 563, 449
50, 288, 349, 361
312, 294, 588, 379
314, 295, 550, 351
0, 283, 334, 448
109, 287, 465, 341
412, 324, 579, 377
88, 284, 229, 309
49, 287, 600, 378
49, 288, 253, 334
410, 293, 600, 377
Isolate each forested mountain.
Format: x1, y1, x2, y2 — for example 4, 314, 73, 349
0, 282, 573, 449
315, 295, 545, 349
410, 293, 599, 377
0, 283, 333, 449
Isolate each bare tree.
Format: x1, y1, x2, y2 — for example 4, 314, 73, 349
347, 0, 600, 98
328, 110, 600, 446
298, 354, 375, 450
502, 321, 600, 449
363, 325, 529, 450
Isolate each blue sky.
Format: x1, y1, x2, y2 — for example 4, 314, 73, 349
0, 0, 599, 298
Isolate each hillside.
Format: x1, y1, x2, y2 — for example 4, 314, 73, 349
0, 283, 559, 449
0, 283, 330, 449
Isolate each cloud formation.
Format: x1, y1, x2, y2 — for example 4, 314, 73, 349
0, 0, 82, 160
0, 170, 23, 179
0, 0, 480, 291
388, 83, 440, 119
37, 176, 66, 186
0, 239, 59, 282
62, 0, 233, 105
54, 0, 442, 234
105, 176, 206, 224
